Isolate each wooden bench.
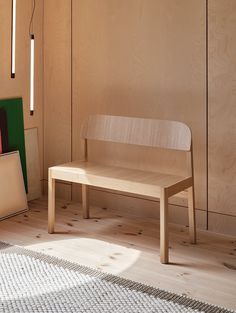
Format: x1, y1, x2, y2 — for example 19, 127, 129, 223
48, 115, 196, 264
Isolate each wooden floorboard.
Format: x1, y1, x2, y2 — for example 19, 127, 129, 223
0, 197, 235, 310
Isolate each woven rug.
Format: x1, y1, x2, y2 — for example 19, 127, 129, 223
0, 242, 234, 313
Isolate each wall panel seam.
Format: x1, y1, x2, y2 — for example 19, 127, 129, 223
206, 0, 209, 230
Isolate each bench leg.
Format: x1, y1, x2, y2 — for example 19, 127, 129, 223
48, 174, 55, 234
188, 186, 196, 244
160, 189, 169, 264
82, 184, 89, 219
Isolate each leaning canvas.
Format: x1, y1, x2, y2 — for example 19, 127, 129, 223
0, 151, 28, 220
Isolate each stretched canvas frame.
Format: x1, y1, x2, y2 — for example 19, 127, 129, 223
0, 151, 28, 220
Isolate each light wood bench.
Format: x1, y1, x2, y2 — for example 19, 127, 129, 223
48, 115, 196, 264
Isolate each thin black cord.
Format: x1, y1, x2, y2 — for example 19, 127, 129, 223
29, 0, 36, 37
10, 0, 15, 78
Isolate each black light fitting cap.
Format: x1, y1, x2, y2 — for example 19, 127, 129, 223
30, 110, 34, 116
30, 34, 35, 40
11, 73, 15, 79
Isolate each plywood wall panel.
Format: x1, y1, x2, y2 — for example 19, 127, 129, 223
208, 0, 236, 217
25, 128, 42, 201
0, 0, 43, 179
43, 0, 72, 187
43, 180, 72, 201
72, 0, 207, 214
208, 212, 236, 237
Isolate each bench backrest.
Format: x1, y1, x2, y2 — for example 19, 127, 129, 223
81, 115, 192, 152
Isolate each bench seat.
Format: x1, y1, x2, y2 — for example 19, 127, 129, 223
50, 161, 192, 199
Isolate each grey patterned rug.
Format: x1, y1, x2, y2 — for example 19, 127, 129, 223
0, 242, 234, 313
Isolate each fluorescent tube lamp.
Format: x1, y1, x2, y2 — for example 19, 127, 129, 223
11, 0, 16, 78
29, 0, 36, 115
30, 34, 35, 116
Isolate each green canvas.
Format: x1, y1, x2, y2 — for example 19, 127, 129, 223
0, 98, 28, 192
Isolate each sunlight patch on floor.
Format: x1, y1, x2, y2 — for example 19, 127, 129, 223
26, 237, 141, 275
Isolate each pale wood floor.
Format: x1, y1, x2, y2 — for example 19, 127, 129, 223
0, 197, 235, 310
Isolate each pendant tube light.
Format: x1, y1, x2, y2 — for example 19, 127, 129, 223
30, 34, 35, 116
11, 0, 16, 78
29, 0, 36, 116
